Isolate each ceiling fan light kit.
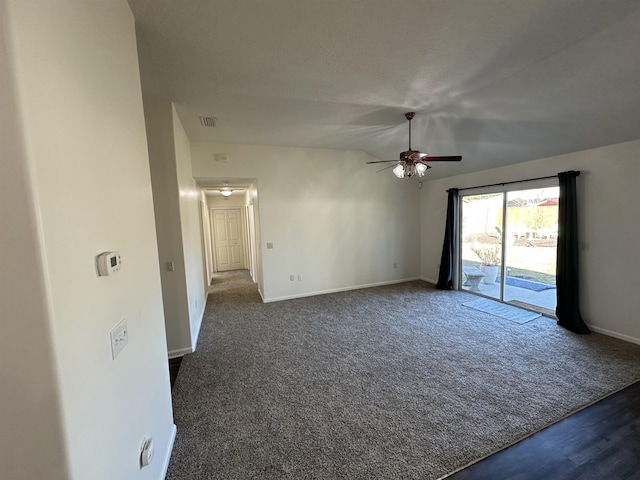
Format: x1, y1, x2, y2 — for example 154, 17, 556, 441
393, 160, 430, 178
367, 112, 462, 178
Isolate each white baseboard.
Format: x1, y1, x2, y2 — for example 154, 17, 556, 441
160, 424, 177, 480
421, 277, 437, 285
168, 347, 193, 359
588, 325, 640, 345
262, 277, 422, 303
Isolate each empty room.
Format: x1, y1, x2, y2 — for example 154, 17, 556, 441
2, 1, 640, 479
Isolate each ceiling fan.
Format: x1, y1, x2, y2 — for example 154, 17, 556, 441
367, 112, 461, 178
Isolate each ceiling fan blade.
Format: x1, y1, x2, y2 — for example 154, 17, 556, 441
423, 155, 462, 162
368, 114, 463, 170
376, 164, 397, 173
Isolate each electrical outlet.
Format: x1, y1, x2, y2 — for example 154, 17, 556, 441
290, 274, 295, 281
110, 319, 128, 359
393, 263, 397, 269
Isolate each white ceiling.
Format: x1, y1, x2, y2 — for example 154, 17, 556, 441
128, 0, 640, 180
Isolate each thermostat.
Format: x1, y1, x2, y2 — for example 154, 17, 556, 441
96, 251, 121, 276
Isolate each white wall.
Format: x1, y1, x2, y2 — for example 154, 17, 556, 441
250, 183, 264, 289
144, 101, 191, 357
0, 3, 69, 477
245, 189, 259, 283
172, 106, 207, 347
144, 101, 207, 357
420, 139, 640, 343
191, 143, 421, 301
2, 1, 176, 479
201, 190, 214, 285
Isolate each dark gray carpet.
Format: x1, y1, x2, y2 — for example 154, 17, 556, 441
167, 271, 640, 479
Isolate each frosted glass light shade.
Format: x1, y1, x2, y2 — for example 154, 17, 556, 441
393, 164, 405, 178
415, 162, 428, 176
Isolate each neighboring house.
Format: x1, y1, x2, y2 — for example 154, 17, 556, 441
1, 1, 638, 479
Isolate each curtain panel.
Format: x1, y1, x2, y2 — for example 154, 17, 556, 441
556, 171, 590, 334
436, 188, 459, 290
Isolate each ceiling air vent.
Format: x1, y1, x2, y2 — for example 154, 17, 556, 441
199, 116, 217, 127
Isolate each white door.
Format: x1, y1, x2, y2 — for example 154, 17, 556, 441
212, 209, 244, 271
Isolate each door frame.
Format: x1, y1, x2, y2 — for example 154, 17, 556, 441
210, 207, 248, 273
245, 202, 258, 283
457, 177, 559, 304
200, 194, 214, 286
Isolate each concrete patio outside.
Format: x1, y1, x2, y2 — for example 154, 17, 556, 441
461, 277, 557, 317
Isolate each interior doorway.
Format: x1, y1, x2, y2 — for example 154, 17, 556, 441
459, 183, 559, 314
198, 179, 260, 289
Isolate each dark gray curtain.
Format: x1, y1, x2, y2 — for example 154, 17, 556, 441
436, 188, 459, 290
556, 171, 590, 334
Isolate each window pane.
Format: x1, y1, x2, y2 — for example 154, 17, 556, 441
460, 193, 503, 300
503, 187, 558, 313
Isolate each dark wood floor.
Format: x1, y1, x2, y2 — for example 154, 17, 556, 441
449, 380, 640, 480
168, 356, 639, 479
169, 356, 183, 389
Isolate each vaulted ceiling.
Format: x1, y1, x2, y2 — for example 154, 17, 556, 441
128, 0, 640, 179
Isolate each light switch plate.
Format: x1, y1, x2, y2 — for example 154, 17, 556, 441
110, 319, 128, 359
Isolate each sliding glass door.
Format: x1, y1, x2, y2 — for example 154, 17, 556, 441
460, 193, 503, 300
460, 183, 559, 314
503, 188, 559, 313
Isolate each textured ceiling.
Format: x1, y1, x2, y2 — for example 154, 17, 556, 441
128, 0, 640, 179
